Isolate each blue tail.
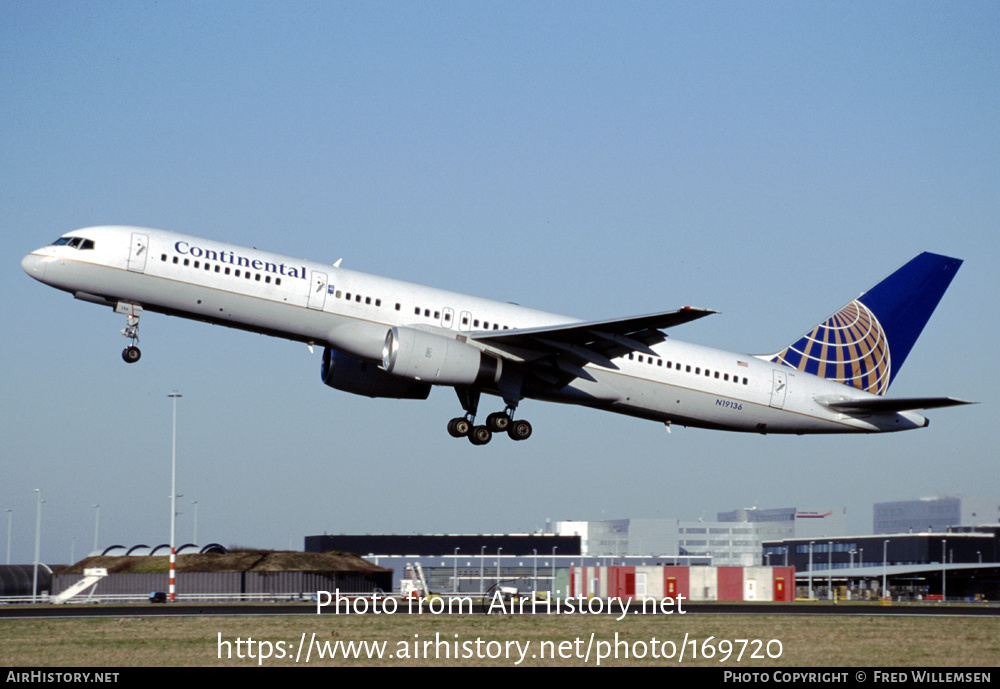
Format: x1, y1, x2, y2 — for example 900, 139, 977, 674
769, 252, 962, 394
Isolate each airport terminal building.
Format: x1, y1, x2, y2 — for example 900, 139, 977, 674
544, 507, 845, 566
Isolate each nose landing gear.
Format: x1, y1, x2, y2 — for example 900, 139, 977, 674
116, 302, 143, 364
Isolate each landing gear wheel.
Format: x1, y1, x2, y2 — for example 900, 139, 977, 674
468, 425, 492, 445
447, 417, 471, 438
122, 346, 142, 364
508, 419, 532, 441
486, 412, 510, 432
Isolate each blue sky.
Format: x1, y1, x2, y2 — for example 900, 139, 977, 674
3, 1, 998, 563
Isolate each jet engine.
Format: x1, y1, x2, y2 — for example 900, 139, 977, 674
382, 326, 501, 387
321, 347, 430, 399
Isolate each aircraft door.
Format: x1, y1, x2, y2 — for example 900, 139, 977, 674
442, 307, 455, 329
769, 370, 787, 409
459, 310, 472, 332
308, 271, 328, 310
127, 233, 149, 273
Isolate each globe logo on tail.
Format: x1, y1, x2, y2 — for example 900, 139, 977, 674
770, 300, 891, 395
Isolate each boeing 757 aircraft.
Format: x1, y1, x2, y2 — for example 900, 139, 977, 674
22, 226, 971, 444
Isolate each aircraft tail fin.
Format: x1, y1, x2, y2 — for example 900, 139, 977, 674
767, 252, 962, 395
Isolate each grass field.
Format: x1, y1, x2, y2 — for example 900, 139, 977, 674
3, 610, 999, 667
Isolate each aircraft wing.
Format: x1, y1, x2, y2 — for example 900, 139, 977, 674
468, 307, 717, 383
816, 396, 975, 413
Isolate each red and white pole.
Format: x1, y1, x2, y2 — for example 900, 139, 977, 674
168, 391, 182, 602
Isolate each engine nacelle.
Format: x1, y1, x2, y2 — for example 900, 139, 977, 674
382, 326, 501, 387
321, 347, 430, 399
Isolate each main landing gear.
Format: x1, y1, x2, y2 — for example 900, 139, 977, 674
117, 302, 143, 364
447, 389, 532, 445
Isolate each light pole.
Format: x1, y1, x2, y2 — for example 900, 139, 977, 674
453, 547, 459, 593
168, 391, 182, 602
479, 546, 485, 594
92, 505, 100, 554
533, 549, 538, 593
808, 541, 814, 599
849, 549, 856, 598
882, 540, 889, 601
32, 489, 43, 604
5, 509, 11, 566
828, 541, 833, 600
190, 501, 198, 544
552, 546, 558, 595
941, 539, 946, 603
496, 547, 502, 588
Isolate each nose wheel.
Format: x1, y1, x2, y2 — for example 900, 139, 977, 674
116, 302, 143, 364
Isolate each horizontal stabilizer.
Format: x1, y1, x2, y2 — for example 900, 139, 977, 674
816, 396, 975, 414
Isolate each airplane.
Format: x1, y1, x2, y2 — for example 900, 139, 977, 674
22, 226, 972, 444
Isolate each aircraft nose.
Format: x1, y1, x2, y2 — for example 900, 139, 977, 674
21, 252, 47, 281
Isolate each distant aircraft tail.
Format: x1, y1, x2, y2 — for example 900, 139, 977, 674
768, 252, 962, 395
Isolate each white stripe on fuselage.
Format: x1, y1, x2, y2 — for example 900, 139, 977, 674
26, 225, 923, 434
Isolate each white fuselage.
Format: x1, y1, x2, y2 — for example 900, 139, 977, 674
22, 226, 929, 434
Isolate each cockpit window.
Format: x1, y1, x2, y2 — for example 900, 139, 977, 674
50, 236, 95, 250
